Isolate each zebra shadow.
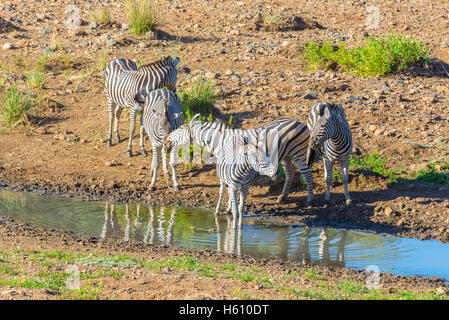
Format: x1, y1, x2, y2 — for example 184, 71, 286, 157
0, 17, 26, 33
155, 29, 219, 43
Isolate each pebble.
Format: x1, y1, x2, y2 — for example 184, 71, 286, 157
384, 207, 393, 218
225, 69, 234, 76
2, 43, 13, 50
396, 217, 405, 227
41, 29, 52, 35
106, 39, 117, 47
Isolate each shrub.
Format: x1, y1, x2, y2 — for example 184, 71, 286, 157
180, 77, 216, 118
2, 85, 35, 127
302, 32, 431, 76
126, 0, 157, 35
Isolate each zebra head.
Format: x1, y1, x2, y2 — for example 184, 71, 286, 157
164, 113, 198, 165
308, 102, 340, 150
243, 139, 278, 179
153, 98, 172, 138
164, 56, 180, 92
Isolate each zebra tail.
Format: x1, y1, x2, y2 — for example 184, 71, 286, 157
307, 148, 316, 168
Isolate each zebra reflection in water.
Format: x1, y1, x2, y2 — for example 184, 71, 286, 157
101, 203, 176, 244
215, 215, 242, 256
101, 203, 348, 266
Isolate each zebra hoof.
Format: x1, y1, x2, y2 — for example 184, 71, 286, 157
141, 150, 148, 157
173, 186, 179, 192
148, 185, 155, 191
345, 199, 352, 206
276, 195, 285, 204
106, 140, 112, 147
126, 151, 132, 157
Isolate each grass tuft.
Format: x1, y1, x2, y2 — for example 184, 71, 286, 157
91, 6, 112, 26
2, 85, 35, 127
126, 0, 158, 35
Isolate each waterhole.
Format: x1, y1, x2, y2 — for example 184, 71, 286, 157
0, 189, 448, 280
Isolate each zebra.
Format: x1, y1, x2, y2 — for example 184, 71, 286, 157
164, 114, 314, 208
306, 102, 353, 206
141, 89, 184, 191
215, 134, 278, 229
104, 56, 180, 157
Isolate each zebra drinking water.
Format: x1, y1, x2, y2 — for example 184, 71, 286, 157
307, 102, 353, 206
141, 89, 184, 191
164, 114, 314, 207
215, 135, 278, 229
104, 56, 180, 157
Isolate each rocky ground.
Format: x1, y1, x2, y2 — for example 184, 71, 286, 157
0, 0, 448, 299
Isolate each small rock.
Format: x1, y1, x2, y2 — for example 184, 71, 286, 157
384, 207, 393, 218
41, 28, 52, 35
53, 134, 65, 141
396, 217, 405, 226
106, 39, 117, 47
368, 125, 377, 132
2, 43, 13, 50
225, 69, 234, 76
89, 21, 98, 30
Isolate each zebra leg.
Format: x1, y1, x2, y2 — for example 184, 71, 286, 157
113, 105, 122, 143
126, 108, 137, 157
238, 184, 250, 229
215, 182, 225, 215
341, 157, 352, 206
224, 193, 232, 214
276, 158, 295, 204
106, 100, 115, 146
139, 122, 148, 157
161, 144, 169, 179
227, 186, 238, 229
149, 146, 161, 191
296, 162, 314, 207
323, 158, 334, 207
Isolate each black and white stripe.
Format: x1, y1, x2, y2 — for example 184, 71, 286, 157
104, 56, 180, 157
307, 102, 353, 205
215, 135, 278, 228
141, 89, 184, 191
165, 114, 314, 207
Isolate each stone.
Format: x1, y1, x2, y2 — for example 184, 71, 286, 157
53, 134, 65, 141
2, 43, 13, 50
106, 39, 117, 47
41, 28, 52, 35
396, 217, 405, 226
384, 207, 393, 218
89, 21, 98, 30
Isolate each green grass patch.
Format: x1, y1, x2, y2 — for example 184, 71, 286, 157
25, 68, 48, 89
350, 152, 404, 183
409, 161, 449, 187
302, 32, 431, 76
1, 85, 35, 127
126, 0, 158, 35
180, 77, 217, 118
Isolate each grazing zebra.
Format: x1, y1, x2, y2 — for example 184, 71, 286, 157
104, 56, 180, 157
141, 89, 184, 191
164, 114, 314, 207
307, 102, 353, 206
216, 135, 278, 229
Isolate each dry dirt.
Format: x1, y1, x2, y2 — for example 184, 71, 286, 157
0, 0, 448, 299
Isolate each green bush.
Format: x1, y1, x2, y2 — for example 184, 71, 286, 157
302, 32, 431, 76
2, 85, 35, 127
126, 0, 157, 35
26, 68, 47, 89
180, 77, 217, 119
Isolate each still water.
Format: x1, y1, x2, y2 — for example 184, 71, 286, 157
0, 189, 448, 280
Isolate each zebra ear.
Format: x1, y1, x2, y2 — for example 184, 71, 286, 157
190, 113, 201, 125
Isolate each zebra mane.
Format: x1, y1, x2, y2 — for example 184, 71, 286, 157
139, 56, 177, 69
